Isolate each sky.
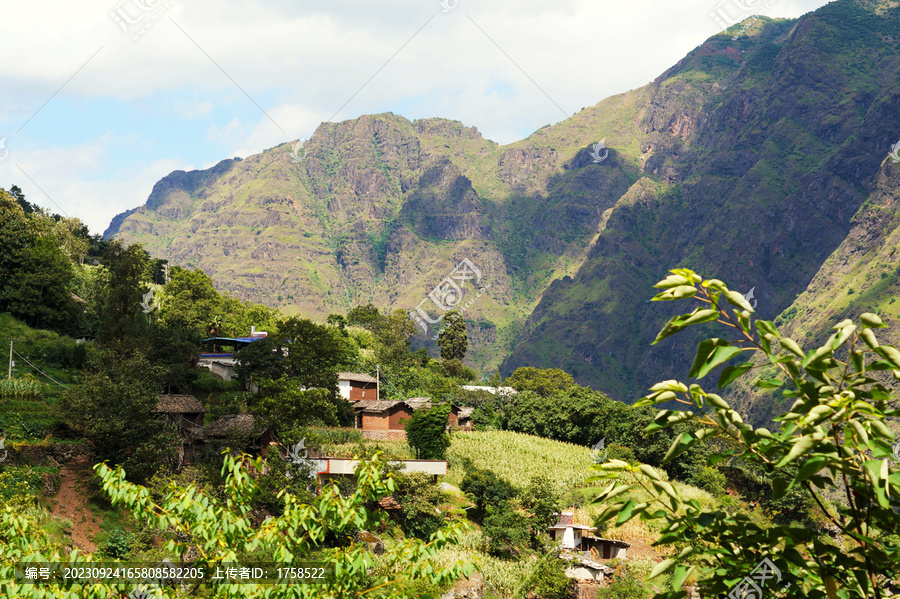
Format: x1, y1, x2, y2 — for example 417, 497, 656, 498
0, 0, 832, 235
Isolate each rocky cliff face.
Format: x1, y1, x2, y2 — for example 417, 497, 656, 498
107, 0, 900, 414
503, 0, 900, 403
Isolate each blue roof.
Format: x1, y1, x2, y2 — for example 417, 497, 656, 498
203, 337, 265, 344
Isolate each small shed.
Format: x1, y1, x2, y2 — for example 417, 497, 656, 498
548, 512, 596, 550
583, 535, 631, 560
338, 372, 379, 401
154, 395, 207, 430
352, 398, 460, 439
456, 406, 475, 430
560, 554, 614, 583
203, 414, 272, 448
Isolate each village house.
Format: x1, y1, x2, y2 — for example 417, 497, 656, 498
352, 397, 461, 439
202, 413, 273, 450
549, 511, 631, 558
460, 385, 518, 397
154, 394, 208, 469
337, 372, 379, 401
308, 457, 448, 485
154, 394, 207, 432
548, 511, 596, 550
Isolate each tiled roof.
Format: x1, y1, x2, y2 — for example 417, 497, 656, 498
404, 398, 433, 410
337, 372, 377, 383
155, 395, 206, 414
204, 414, 263, 437
358, 401, 406, 413
378, 496, 401, 510
583, 536, 631, 547
457, 407, 475, 419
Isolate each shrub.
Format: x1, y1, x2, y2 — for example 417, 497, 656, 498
395, 472, 446, 540
101, 527, 133, 559
690, 466, 727, 496
522, 552, 571, 599
482, 501, 530, 559
460, 466, 516, 522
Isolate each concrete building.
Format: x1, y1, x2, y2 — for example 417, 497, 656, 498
549, 512, 596, 550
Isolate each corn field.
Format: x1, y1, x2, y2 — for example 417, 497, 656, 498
0, 379, 45, 402
445, 430, 594, 489
432, 531, 539, 599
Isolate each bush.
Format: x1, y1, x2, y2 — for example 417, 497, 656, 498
690, 466, 727, 496
460, 466, 516, 522
442, 358, 476, 381
522, 552, 571, 599
101, 527, 133, 559
482, 501, 530, 559
395, 472, 446, 540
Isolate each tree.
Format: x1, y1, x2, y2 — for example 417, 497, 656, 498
405, 403, 452, 460
97, 241, 152, 345
280, 317, 355, 424
437, 310, 467, 361
482, 501, 530, 559
460, 466, 515, 522
592, 269, 900, 598
505, 367, 575, 397
0, 192, 78, 333
522, 474, 561, 534
522, 552, 571, 599
251, 378, 340, 432
56, 350, 178, 482
373, 309, 418, 373
281, 317, 353, 389
235, 335, 288, 385
3, 236, 78, 332
503, 386, 607, 445
158, 266, 222, 335
148, 322, 200, 394
395, 472, 446, 540
347, 303, 384, 329
1, 453, 475, 598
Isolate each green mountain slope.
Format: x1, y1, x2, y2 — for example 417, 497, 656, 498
503, 0, 900, 403
105, 111, 637, 374
108, 0, 900, 412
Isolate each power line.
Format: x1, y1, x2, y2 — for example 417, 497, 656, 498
11, 348, 68, 388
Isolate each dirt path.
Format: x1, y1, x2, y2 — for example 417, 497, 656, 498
51, 458, 100, 553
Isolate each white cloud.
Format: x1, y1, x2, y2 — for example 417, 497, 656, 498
0, 0, 831, 231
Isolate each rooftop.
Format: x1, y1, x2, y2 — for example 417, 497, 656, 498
204, 414, 264, 437
155, 395, 206, 414
337, 372, 378, 384
356, 400, 405, 413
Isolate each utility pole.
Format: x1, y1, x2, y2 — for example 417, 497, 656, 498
376, 365, 380, 401
7, 339, 12, 380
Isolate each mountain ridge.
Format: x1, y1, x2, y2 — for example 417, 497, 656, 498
106, 0, 900, 414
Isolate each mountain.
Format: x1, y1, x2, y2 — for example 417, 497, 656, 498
104, 113, 633, 373
107, 0, 900, 413
502, 0, 900, 404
